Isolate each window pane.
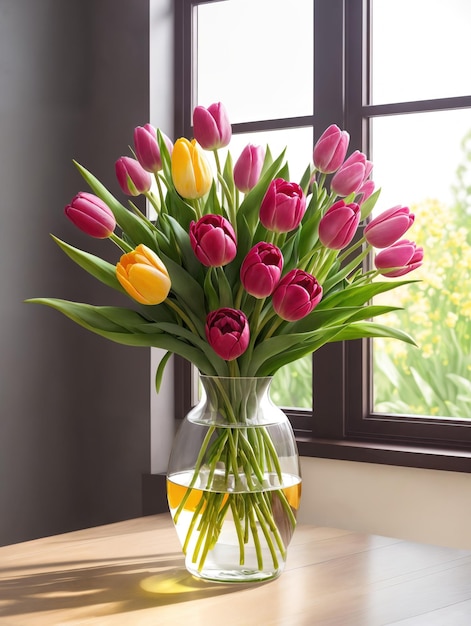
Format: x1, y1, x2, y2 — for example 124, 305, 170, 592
371, 0, 471, 104
196, 0, 313, 123
371, 110, 471, 418
271, 356, 312, 409
223, 126, 313, 184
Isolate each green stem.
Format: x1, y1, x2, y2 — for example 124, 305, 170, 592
264, 316, 285, 340
337, 236, 368, 265
144, 190, 160, 214
230, 497, 246, 565
109, 233, 133, 253
165, 298, 200, 336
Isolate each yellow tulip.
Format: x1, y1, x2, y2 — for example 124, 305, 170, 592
116, 244, 171, 305
171, 137, 212, 199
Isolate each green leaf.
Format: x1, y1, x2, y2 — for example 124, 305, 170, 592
299, 163, 313, 194
27, 297, 217, 373
281, 304, 400, 335
204, 268, 219, 311
51, 236, 124, 293
247, 327, 341, 376
216, 266, 234, 308
159, 252, 206, 322
162, 214, 203, 281
27, 299, 155, 334
155, 350, 173, 393
318, 279, 417, 310
321, 246, 370, 294
253, 327, 344, 376
157, 129, 172, 181
329, 321, 417, 345
360, 188, 381, 220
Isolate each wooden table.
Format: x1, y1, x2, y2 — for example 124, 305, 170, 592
1, 513, 471, 625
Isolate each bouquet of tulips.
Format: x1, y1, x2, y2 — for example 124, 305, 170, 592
29, 102, 422, 385
28, 102, 423, 577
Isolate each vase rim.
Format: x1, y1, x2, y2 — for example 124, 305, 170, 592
199, 374, 273, 381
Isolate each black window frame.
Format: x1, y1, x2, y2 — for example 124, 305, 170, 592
173, 0, 471, 473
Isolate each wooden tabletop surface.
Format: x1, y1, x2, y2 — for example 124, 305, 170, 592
1, 513, 471, 625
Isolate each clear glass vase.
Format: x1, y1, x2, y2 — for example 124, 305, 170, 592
166, 375, 302, 583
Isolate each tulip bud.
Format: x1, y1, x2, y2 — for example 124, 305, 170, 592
331, 151, 369, 197
115, 156, 152, 196
240, 242, 283, 298
171, 138, 212, 199
356, 179, 375, 205
133, 124, 173, 173
233, 144, 265, 193
260, 178, 307, 233
318, 200, 361, 250
374, 239, 424, 277
364, 205, 415, 248
190, 214, 237, 267
205, 308, 250, 360
116, 244, 171, 305
313, 124, 350, 174
193, 102, 232, 150
64, 192, 116, 239
272, 269, 323, 322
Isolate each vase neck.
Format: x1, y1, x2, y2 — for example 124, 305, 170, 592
189, 375, 285, 427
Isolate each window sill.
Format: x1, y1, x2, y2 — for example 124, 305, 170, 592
296, 436, 471, 473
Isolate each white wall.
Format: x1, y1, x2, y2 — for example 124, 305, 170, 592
149, 0, 176, 474
298, 456, 471, 550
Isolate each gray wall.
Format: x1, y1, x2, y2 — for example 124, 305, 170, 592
0, 0, 159, 545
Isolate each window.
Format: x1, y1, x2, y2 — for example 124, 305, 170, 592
174, 0, 471, 472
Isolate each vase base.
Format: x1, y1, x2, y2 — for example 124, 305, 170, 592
186, 564, 283, 584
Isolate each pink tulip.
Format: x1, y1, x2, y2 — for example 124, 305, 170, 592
364, 205, 415, 248
240, 242, 283, 298
356, 179, 376, 205
313, 124, 350, 174
233, 144, 265, 193
193, 102, 232, 150
260, 178, 307, 233
115, 156, 152, 196
272, 269, 323, 322
318, 200, 361, 250
331, 151, 370, 197
190, 214, 237, 267
65, 192, 116, 238
374, 239, 424, 277
133, 124, 173, 173
205, 308, 250, 360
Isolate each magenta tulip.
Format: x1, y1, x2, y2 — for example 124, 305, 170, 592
364, 205, 415, 248
115, 156, 152, 196
133, 124, 173, 173
272, 269, 323, 322
374, 239, 424, 277
331, 151, 370, 197
356, 179, 375, 205
313, 124, 350, 174
205, 308, 250, 360
260, 178, 307, 233
233, 144, 265, 193
190, 214, 237, 267
318, 200, 361, 250
193, 102, 232, 150
65, 192, 116, 238
240, 242, 283, 298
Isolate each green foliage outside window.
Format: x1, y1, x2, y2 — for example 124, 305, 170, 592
375, 130, 471, 418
